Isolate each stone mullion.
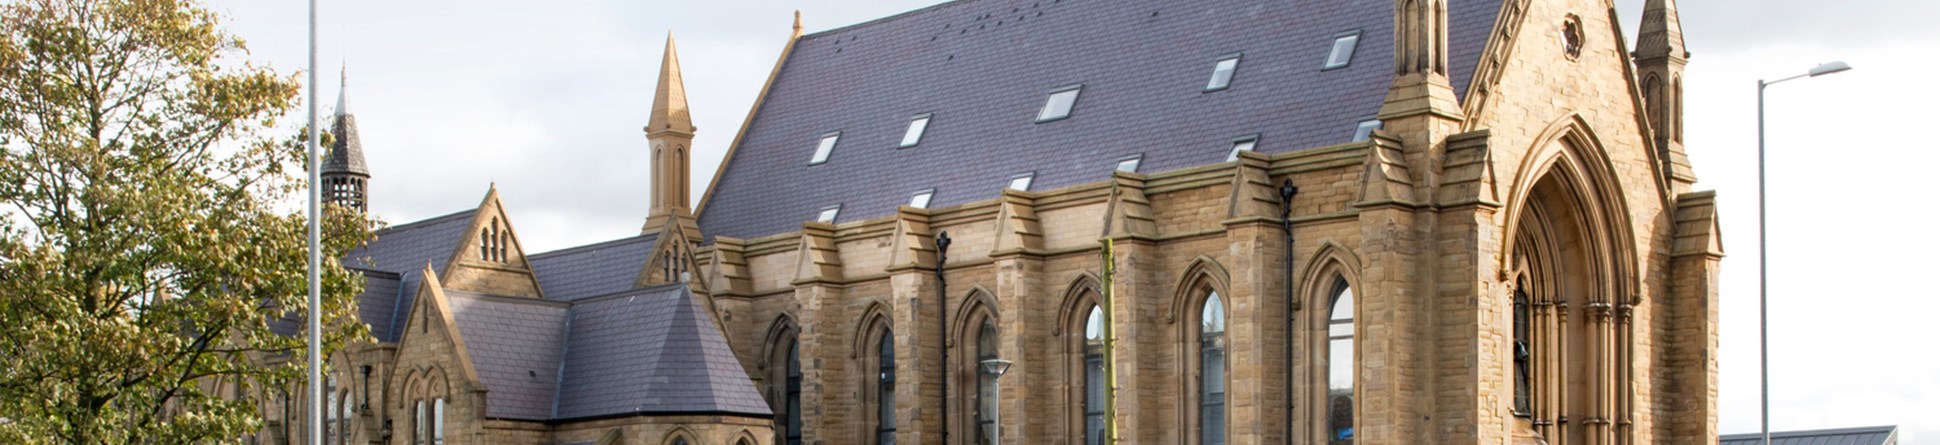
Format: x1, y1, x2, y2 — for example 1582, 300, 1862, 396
1589, 301, 1614, 445
1555, 298, 1571, 445
889, 272, 941, 445
1532, 299, 1557, 440
1615, 303, 1635, 445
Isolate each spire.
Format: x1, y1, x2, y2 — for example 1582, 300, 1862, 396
323, 64, 371, 212
648, 33, 695, 135
335, 65, 350, 116
1635, 0, 1688, 61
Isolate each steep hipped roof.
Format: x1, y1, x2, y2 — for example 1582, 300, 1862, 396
698, 0, 1501, 240
528, 234, 659, 302
440, 284, 770, 421
1720, 426, 1899, 445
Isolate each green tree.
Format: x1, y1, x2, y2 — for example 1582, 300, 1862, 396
0, 0, 373, 443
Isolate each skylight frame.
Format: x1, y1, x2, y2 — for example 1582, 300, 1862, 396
1352, 119, 1383, 142
909, 189, 936, 209
1036, 85, 1083, 123
900, 114, 933, 149
810, 132, 841, 165
1116, 154, 1144, 173
1226, 134, 1261, 162
1205, 53, 1242, 92
1324, 32, 1362, 70
816, 204, 842, 224
1008, 172, 1036, 191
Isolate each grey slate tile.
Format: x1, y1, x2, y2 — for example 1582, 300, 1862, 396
698, 0, 1502, 241
1720, 426, 1899, 445
528, 234, 657, 302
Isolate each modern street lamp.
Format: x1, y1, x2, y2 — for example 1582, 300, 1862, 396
980, 359, 1014, 445
1756, 60, 1851, 445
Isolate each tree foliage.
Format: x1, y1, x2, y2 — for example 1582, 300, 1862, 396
0, 0, 373, 443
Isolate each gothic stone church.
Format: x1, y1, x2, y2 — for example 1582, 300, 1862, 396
266, 0, 1723, 444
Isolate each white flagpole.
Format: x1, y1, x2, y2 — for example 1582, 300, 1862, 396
305, 0, 323, 444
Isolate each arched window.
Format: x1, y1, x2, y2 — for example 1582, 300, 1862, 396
1199, 292, 1227, 445
412, 400, 426, 445
975, 319, 999, 445
325, 387, 338, 445
877, 329, 897, 445
671, 437, 689, 445
786, 342, 803, 445
1083, 306, 1107, 445
339, 391, 355, 445
429, 398, 446, 445
1326, 282, 1356, 444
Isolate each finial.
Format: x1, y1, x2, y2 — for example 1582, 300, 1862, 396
335, 62, 350, 116
793, 10, 804, 35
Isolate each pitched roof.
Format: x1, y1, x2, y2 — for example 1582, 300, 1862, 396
443, 291, 572, 420
554, 284, 771, 419
343, 210, 476, 341
698, 0, 1501, 240
438, 284, 770, 421
1720, 426, 1900, 445
325, 68, 369, 176
528, 234, 658, 302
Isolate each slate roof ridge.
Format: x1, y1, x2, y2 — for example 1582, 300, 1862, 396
567, 282, 688, 306
444, 289, 573, 309
374, 209, 475, 237
527, 233, 656, 260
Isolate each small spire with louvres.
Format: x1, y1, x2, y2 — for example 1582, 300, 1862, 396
324, 65, 371, 213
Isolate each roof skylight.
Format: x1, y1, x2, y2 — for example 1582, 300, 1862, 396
900, 114, 932, 148
909, 189, 935, 209
1226, 135, 1260, 162
1352, 120, 1382, 142
1117, 155, 1143, 173
816, 205, 841, 223
1008, 173, 1035, 191
1037, 87, 1081, 122
811, 132, 840, 165
1325, 34, 1360, 70
1206, 55, 1240, 91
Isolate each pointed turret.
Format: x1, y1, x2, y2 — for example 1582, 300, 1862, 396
643, 33, 701, 240
1634, 0, 1696, 193
324, 66, 371, 213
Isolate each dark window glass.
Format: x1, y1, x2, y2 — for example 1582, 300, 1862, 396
976, 319, 999, 445
1083, 306, 1106, 445
788, 341, 803, 445
1513, 286, 1532, 416
879, 330, 897, 445
1200, 293, 1227, 445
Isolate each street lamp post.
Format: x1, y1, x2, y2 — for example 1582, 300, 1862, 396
980, 359, 1013, 445
1757, 60, 1851, 445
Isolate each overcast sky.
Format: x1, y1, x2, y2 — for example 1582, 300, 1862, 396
210, 0, 1940, 440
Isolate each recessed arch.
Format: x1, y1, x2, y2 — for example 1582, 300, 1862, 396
657, 427, 699, 445
1055, 272, 1104, 337
1500, 114, 1640, 302
949, 286, 1000, 347
1167, 255, 1233, 325
761, 313, 800, 372
850, 300, 893, 359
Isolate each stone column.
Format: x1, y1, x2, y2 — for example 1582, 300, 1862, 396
1223, 150, 1291, 445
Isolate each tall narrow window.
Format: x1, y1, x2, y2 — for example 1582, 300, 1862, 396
1083, 306, 1107, 445
878, 330, 898, 445
412, 401, 426, 445
901, 115, 932, 148
340, 392, 355, 445
1326, 34, 1361, 69
1327, 283, 1356, 444
811, 132, 840, 165
325, 389, 338, 445
1227, 135, 1260, 162
1038, 87, 1082, 122
1512, 285, 1532, 416
1206, 56, 1240, 91
431, 398, 446, 445
787, 342, 804, 445
1200, 293, 1228, 445
975, 319, 999, 445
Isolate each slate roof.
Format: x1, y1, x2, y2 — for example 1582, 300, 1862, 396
1720, 426, 1900, 445
529, 234, 658, 302
345, 209, 476, 342
444, 291, 572, 421
698, 0, 1502, 240
443, 284, 771, 421
272, 270, 408, 341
